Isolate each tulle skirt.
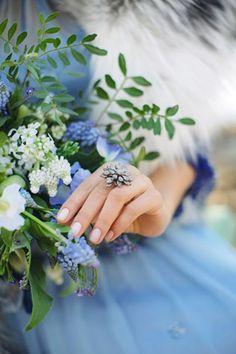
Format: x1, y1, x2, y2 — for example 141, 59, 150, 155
13, 222, 236, 354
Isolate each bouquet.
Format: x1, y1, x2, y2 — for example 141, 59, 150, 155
0, 12, 195, 330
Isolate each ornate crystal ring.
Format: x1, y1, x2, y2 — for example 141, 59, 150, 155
101, 163, 133, 187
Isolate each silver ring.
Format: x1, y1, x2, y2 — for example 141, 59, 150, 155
101, 163, 133, 187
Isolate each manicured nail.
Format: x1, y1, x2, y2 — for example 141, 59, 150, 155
89, 228, 101, 243
71, 222, 82, 236
105, 231, 114, 242
57, 208, 69, 221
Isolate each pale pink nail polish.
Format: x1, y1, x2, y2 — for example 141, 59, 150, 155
71, 222, 82, 236
105, 231, 114, 242
89, 228, 101, 243
57, 208, 69, 221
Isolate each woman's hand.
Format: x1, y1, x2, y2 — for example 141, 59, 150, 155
56, 163, 172, 244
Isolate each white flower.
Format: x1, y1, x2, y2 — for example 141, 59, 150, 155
28, 157, 72, 197
0, 184, 26, 231
49, 157, 72, 185
8, 123, 57, 172
29, 169, 47, 194
51, 124, 66, 140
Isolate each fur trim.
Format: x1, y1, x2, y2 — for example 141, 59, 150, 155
53, 0, 236, 172
22, 1, 236, 171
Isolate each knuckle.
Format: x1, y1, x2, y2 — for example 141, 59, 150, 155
137, 174, 152, 188
125, 204, 138, 218
96, 215, 108, 228
109, 188, 126, 202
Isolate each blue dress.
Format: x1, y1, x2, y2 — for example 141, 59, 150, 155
2, 1, 236, 353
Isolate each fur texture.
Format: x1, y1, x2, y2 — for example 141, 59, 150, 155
51, 0, 236, 173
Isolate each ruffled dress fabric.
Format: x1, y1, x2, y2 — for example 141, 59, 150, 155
16, 223, 236, 354
1, 1, 236, 353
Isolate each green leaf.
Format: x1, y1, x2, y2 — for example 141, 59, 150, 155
82, 33, 97, 43
8, 23, 17, 41
53, 37, 61, 48
136, 146, 146, 162
60, 279, 79, 297
39, 13, 45, 25
53, 94, 75, 103
26, 63, 39, 80
165, 119, 175, 139
45, 27, 60, 34
119, 122, 130, 132
118, 53, 127, 76
71, 48, 87, 65
153, 118, 161, 135
141, 117, 148, 129
66, 71, 83, 78
144, 151, 160, 160
67, 34, 77, 45
41, 75, 57, 83
58, 51, 70, 66
107, 112, 123, 122
124, 132, 132, 141
0, 116, 9, 127
133, 120, 141, 129
129, 137, 145, 150
45, 12, 60, 23
96, 87, 109, 100
93, 79, 101, 89
83, 44, 107, 56
47, 55, 57, 68
58, 107, 79, 116
152, 104, 160, 114
105, 74, 116, 89
179, 117, 196, 125
0, 132, 8, 147
132, 76, 152, 86
123, 87, 143, 97
25, 261, 53, 331
146, 117, 155, 130
3, 42, 10, 53
116, 100, 133, 108
165, 105, 179, 117
16, 32, 27, 46
0, 19, 8, 36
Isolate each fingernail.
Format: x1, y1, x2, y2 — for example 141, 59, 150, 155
71, 222, 82, 236
105, 231, 114, 242
57, 208, 69, 221
89, 228, 101, 243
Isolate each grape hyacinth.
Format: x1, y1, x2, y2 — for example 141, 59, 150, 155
57, 234, 100, 276
0, 82, 10, 115
63, 120, 101, 147
19, 189, 41, 209
107, 234, 138, 255
76, 287, 95, 297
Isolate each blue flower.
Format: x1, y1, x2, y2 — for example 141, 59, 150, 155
96, 137, 132, 163
57, 234, 100, 273
63, 120, 102, 147
49, 162, 91, 206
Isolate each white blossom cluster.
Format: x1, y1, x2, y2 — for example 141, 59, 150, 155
8, 122, 56, 170
5, 122, 72, 197
29, 156, 72, 197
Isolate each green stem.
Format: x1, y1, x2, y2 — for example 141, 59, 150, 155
38, 42, 83, 59
22, 210, 61, 242
96, 76, 128, 124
